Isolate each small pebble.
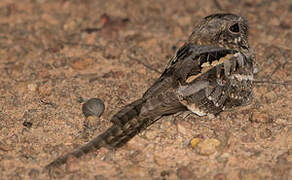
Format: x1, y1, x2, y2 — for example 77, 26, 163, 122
160, 170, 170, 177
190, 138, 200, 149
23, 121, 33, 128
196, 138, 221, 156
82, 98, 105, 118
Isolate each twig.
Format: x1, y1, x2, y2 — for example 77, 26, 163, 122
127, 55, 162, 74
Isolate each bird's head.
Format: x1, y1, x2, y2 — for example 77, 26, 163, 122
188, 13, 249, 51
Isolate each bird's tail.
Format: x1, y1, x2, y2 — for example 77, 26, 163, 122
44, 124, 131, 170
45, 94, 185, 170
45, 99, 154, 170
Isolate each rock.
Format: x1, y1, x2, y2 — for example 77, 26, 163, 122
160, 170, 171, 177
196, 138, 221, 156
82, 98, 105, 118
190, 138, 200, 149
23, 121, 33, 128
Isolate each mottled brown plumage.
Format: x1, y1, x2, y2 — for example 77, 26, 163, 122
45, 13, 254, 170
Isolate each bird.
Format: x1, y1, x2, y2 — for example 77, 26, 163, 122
45, 13, 255, 170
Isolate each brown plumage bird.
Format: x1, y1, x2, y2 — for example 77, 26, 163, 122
45, 13, 254, 170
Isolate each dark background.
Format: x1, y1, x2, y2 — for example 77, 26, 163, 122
0, 0, 291, 179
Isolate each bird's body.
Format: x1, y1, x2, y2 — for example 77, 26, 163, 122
45, 13, 254, 170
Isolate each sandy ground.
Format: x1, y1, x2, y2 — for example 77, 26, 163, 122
0, 0, 291, 179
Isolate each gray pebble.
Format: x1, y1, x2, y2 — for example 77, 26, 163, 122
82, 98, 105, 118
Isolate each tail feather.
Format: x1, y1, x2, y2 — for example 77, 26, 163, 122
45, 99, 149, 170
44, 131, 106, 170
45, 95, 184, 170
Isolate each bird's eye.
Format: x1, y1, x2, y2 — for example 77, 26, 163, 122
229, 23, 240, 33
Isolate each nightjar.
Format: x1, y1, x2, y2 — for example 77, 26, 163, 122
45, 13, 254, 170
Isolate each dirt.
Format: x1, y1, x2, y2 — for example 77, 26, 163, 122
0, 0, 291, 179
